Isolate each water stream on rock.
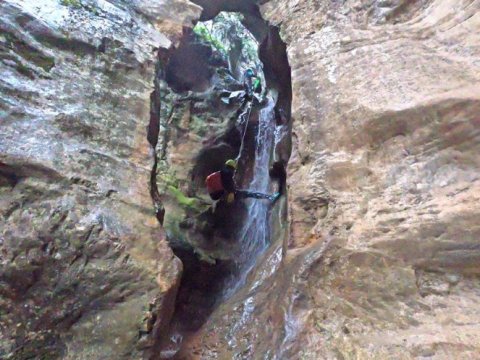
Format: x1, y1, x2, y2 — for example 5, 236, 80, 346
157, 91, 281, 358
224, 94, 277, 298
154, 9, 291, 357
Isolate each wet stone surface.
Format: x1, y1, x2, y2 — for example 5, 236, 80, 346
178, 0, 480, 359
3, 0, 480, 359
0, 0, 201, 358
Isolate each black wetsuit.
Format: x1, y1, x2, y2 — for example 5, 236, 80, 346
209, 164, 236, 201
236, 190, 277, 201
237, 162, 286, 201
220, 165, 236, 194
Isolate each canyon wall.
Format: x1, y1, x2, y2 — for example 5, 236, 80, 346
180, 0, 480, 359
1, 0, 479, 359
0, 0, 200, 358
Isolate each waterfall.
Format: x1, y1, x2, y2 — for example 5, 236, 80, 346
224, 95, 277, 297
156, 8, 292, 356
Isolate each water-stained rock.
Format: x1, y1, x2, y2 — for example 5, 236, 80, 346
0, 0, 201, 358
178, 0, 480, 358
3, 0, 480, 359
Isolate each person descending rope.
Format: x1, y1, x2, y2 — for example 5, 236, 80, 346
205, 159, 237, 204
205, 159, 283, 204
205, 89, 284, 205
243, 68, 262, 100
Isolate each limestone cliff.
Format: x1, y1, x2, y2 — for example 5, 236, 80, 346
262, 0, 480, 358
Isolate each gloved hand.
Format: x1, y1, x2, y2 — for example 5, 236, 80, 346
226, 192, 235, 204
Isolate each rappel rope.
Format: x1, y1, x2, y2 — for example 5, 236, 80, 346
232, 98, 279, 202
234, 100, 253, 177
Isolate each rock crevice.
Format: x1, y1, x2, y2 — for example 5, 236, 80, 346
147, 5, 292, 357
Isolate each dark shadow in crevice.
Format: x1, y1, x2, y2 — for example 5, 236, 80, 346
165, 32, 225, 93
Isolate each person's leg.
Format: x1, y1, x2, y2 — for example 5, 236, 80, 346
236, 190, 276, 200
209, 191, 225, 213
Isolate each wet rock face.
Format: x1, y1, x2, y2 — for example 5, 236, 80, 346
190, 0, 258, 20
259, 0, 480, 358
2, 0, 479, 358
0, 0, 200, 358
178, 0, 480, 359
263, 0, 480, 271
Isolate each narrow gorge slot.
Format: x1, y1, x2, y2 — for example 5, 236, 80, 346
4, 1, 479, 359
148, 5, 292, 358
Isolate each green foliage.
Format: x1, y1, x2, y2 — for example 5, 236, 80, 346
167, 185, 198, 209
60, 0, 82, 9
157, 166, 178, 192
193, 23, 227, 55
189, 115, 207, 136
159, 171, 191, 206
194, 12, 261, 78
159, 169, 201, 209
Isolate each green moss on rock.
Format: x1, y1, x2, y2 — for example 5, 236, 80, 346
167, 185, 198, 209
59, 0, 81, 9
4, 33, 55, 72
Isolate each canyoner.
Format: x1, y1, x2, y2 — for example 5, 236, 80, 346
243, 68, 262, 100
153, 8, 292, 358
205, 158, 283, 205
205, 98, 285, 206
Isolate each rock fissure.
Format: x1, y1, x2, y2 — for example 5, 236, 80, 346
0, 1, 201, 358
147, 5, 292, 358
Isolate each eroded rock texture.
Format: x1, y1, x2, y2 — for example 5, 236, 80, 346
0, 0, 201, 358
265, 0, 480, 356
180, 0, 480, 359
2, 0, 480, 359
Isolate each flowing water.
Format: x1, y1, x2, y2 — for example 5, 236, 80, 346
160, 95, 280, 358
224, 94, 277, 298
